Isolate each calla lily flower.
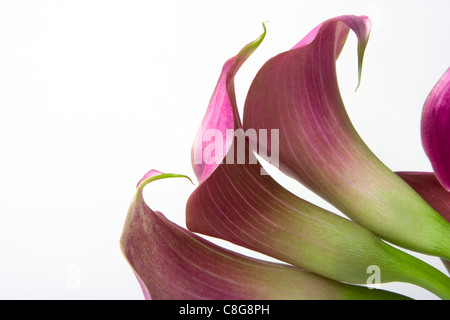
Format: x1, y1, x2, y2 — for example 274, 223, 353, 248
120, 170, 411, 300
396, 171, 450, 273
121, 15, 450, 300
242, 15, 450, 259
191, 22, 266, 184
421, 68, 450, 192
186, 17, 450, 299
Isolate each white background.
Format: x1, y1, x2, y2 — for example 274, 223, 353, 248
0, 0, 449, 299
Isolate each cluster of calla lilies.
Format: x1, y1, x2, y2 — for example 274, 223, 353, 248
120, 15, 450, 300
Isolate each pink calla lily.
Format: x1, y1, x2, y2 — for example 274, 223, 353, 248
191, 23, 266, 184
242, 15, 450, 259
120, 170, 411, 300
421, 68, 450, 192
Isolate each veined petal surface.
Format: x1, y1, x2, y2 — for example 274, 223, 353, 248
242, 15, 450, 259
186, 148, 450, 299
120, 171, 409, 300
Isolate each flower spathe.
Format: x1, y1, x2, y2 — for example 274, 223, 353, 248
421, 68, 450, 192
119, 170, 410, 300
242, 15, 450, 260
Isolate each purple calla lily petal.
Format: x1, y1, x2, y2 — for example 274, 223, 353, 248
421, 68, 450, 192
191, 24, 266, 184
120, 171, 411, 300
242, 15, 450, 259
396, 171, 450, 273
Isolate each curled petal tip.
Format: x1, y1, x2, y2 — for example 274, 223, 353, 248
346, 15, 371, 90
136, 169, 164, 188
136, 170, 192, 190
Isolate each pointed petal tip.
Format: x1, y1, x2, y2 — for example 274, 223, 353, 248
191, 24, 266, 184
136, 169, 193, 190
136, 169, 164, 188
290, 15, 371, 91
354, 15, 372, 90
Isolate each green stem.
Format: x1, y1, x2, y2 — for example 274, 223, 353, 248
383, 242, 450, 300
412, 262, 450, 300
